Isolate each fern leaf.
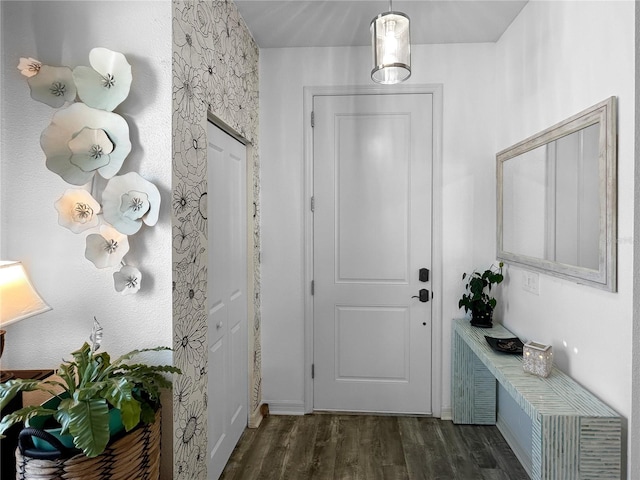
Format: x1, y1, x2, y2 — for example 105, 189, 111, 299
68, 397, 110, 458
0, 379, 59, 410
111, 346, 172, 366
0, 406, 57, 435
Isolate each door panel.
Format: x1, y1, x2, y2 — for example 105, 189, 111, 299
337, 114, 410, 283
313, 93, 432, 414
207, 122, 248, 480
336, 306, 409, 381
208, 338, 226, 457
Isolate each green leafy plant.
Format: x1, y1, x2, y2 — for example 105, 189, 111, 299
0, 337, 180, 458
458, 262, 504, 325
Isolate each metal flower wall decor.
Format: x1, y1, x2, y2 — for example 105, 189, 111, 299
18, 48, 159, 295
41, 102, 132, 185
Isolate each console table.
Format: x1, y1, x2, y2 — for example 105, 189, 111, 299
452, 318, 621, 480
1, 369, 54, 479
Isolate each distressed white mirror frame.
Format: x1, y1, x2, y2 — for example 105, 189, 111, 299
497, 96, 617, 292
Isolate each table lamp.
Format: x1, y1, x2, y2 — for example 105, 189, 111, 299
0, 261, 51, 359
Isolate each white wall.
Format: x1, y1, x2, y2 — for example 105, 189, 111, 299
496, 0, 635, 474
1, 2, 173, 477
260, 43, 497, 413
632, 4, 640, 478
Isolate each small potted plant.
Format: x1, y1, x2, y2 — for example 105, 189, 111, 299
458, 262, 504, 327
0, 319, 180, 458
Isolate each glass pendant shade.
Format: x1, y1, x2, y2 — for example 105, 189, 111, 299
371, 11, 411, 84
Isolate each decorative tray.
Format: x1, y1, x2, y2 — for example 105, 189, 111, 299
484, 336, 524, 354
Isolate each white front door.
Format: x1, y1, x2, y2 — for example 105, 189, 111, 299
313, 93, 433, 414
207, 121, 248, 479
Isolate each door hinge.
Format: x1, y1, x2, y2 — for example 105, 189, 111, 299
312, 363, 315, 379
311, 196, 315, 212
311, 280, 315, 295
311, 111, 315, 128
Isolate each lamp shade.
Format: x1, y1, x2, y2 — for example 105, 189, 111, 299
371, 11, 411, 84
0, 261, 51, 327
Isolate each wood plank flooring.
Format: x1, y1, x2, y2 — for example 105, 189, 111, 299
220, 415, 529, 480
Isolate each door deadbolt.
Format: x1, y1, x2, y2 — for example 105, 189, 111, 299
419, 268, 430, 282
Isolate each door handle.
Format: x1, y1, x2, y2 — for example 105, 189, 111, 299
412, 289, 430, 303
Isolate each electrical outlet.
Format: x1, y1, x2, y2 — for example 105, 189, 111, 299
522, 271, 540, 295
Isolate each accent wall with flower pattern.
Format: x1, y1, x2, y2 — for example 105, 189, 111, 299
171, 1, 261, 478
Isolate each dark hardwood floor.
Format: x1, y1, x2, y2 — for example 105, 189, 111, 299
220, 414, 529, 480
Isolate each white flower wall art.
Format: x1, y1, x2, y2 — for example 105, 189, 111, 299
18, 57, 42, 77
27, 65, 77, 108
113, 265, 142, 295
18, 48, 159, 294
85, 225, 129, 268
54, 188, 101, 233
41, 102, 131, 185
102, 172, 161, 235
73, 48, 132, 112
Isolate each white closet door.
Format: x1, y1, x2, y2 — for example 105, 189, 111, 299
207, 121, 248, 479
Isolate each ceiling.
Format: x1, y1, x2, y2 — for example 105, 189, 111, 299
234, 1, 528, 48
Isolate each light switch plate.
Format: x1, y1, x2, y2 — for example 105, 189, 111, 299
522, 271, 540, 295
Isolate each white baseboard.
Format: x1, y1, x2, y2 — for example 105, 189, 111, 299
263, 400, 306, 415
264, 401, 452, 419
266, 402, 451, 418
496, 413, 532, 479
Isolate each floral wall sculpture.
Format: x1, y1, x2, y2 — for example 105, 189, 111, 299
16, 49, 159, 295
171, 1, 260, 478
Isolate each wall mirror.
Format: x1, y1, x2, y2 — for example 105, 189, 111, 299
497, 97, 617, 291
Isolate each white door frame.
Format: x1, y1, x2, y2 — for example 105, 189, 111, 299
302, 84, 444, 417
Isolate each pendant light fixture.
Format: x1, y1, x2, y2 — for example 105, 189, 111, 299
370, 0, 411, 84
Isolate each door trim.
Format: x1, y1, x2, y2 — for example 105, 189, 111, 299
208, 111, 250, 146
302, 84, 444, 417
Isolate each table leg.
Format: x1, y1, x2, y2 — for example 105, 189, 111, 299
452, 330, 496, 425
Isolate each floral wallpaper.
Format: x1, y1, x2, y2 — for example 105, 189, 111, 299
171, 1, 260, 477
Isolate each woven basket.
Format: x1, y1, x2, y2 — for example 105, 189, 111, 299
15, 409, 161, 480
